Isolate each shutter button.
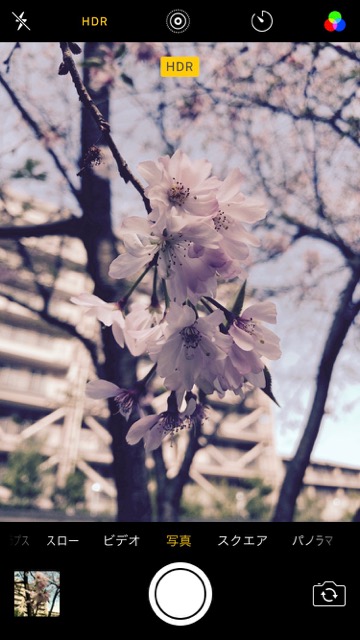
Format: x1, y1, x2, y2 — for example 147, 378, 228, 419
148, 562, 212, 626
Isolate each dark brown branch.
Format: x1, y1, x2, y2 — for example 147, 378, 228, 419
0, 70, 80, 204
16, 240, 51, 311
59, 42, 151, 214
0, 291, 99, 370
0, 216, 81, 240
273, 266, 360, 521
3, 42, 21, 73
327, 43, 360, 63
153, 432, 201, 521
243, 97, 360, 149
48, 586, 60, 617
282, 213, 356, 263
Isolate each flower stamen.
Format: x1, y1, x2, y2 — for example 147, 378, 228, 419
168, 179, 190, 206
235, 317, 256, 335
180, 324, 202, 359
213, 210, 230, 231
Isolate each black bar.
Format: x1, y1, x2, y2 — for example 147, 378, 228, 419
1, 522, 359, 629
0, 4, 359, 42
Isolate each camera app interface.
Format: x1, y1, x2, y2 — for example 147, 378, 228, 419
0, 4, 359, 628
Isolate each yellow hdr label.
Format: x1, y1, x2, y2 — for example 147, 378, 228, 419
160, 57, 200, 77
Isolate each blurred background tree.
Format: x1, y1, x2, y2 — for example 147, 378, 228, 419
3, 445, 43, 505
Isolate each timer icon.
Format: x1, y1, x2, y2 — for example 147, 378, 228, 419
251, 10, 273, 33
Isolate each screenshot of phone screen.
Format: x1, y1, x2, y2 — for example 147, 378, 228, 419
0, 4, 359, 629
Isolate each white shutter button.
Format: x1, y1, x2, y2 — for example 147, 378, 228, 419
148, 562, 212, 626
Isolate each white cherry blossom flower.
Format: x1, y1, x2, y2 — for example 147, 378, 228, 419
138, 149, 219, 219
212, 168, 268, 259
126, 413, 179, 451
212, 300, 281, 395
71, 292, 126, 347
70, 293, 122, 326
123, 301, 165, 356
216, 168, 267, 225
229, 300, 281, 360
86, 379, 138, 420
217, 341, 266, 395
109, 213, 221, 304
34, 572, 49, 589
75, 150, 282, 444
156, 304, 231, 400
109, 216, 159, 279
109, 155, 269, 304
126, 391, 199, 451
32, 591, 50, 605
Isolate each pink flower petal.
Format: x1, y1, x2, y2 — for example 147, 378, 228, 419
229, 324, 255, 351
70, 293, 108, 307
242, 301, 277, 324
86, 380, 120, 399
126, 414, 159, 445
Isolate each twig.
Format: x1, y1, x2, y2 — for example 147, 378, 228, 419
0, 71, 80, 203
59, 42, 151, 214
0, 291, 99, 369
3, 42, 21, 73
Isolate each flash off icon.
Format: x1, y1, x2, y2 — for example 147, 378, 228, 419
12, 11, 30, 31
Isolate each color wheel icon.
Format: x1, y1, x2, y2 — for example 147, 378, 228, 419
324, 11, 346, 32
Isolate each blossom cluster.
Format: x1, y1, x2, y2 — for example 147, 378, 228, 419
72, 150, 281, 451
31, 572, 50, 607
16, 572, 51, 615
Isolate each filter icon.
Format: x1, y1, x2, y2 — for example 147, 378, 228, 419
324, 11, 346, 32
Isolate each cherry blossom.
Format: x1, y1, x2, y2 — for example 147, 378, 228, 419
216, 341, 266, 395
122, 301, 165, 356
75, 149, 281, 451
34, 572, 49, 589
70, 293, 122, 326
109, 213, 221, 304
126, 391, 197, 451
32, 591, 50, 605
213, 168, 267, 258
228, 300, 281, 361
86, 379, 139, 420
88, 44, 123, 91
71, 292, 126, 347
127, 42, 163, 64
156, 304, 231, 402
109, 152, 270, 307
138, 148, 219, 219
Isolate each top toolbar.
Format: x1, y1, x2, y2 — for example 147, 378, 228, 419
1, 6, 359, 41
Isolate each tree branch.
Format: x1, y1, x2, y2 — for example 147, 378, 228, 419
273, 264, 360, 521
3, 42, 21, 73
282, 213, 356, 262
0, 291, 99, 369
327, 43, 360, 63
16, 239, 51, 311
0, 216, 81, 240
59, 42, 151, 214
0, 70, 80, 204
244, 97, 360, 149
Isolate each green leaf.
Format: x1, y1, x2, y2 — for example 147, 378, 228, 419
114, 44, 126, 59
231, 280, 247, 317
121, 72, 134, 87
260, 366, 280, 407
81, 56, 103, 68
12, 159, 47, 181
